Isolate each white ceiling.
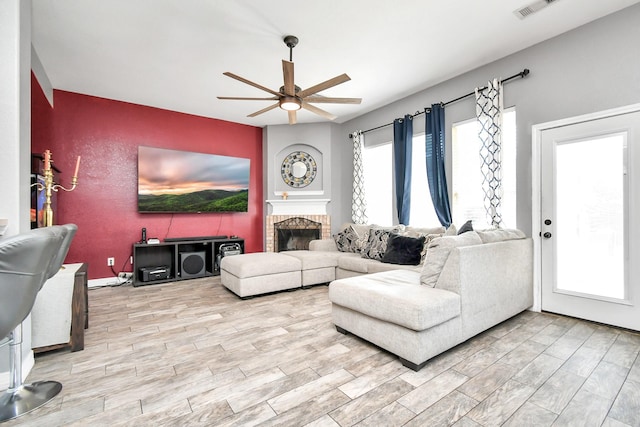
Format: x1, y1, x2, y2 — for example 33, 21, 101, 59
32, 0, 640, 127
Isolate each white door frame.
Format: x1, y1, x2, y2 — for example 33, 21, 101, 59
531, 102, 640, 312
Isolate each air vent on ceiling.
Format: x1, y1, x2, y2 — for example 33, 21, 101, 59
514, 0, 557, 19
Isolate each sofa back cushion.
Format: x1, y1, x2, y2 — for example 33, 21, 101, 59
476, 228, 526, 243
400, 225, 446, 236
420, 231, 483, 287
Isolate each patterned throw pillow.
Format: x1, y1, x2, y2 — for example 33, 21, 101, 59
354, 228, 370, 253
361, 228, 395, 260
333, 226, 359, 252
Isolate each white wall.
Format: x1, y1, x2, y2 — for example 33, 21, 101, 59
337, 3, 640, 236
0, 0, 34, 386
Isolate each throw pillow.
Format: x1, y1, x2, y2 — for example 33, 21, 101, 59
420, 231, 483, 287
444, 224, 458, 236
420, 233, 443, 264
361, 228, 395, 260
457, 220, 474, 235
381, 233, 426, 265
333, 225, 359, 252
354, 228, 370, 253
397, 228, 443, 264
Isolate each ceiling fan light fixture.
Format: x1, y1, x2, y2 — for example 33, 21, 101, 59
279, 95, 301, 111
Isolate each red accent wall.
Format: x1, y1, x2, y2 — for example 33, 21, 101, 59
32, 79, 263, 280
31, 73, 54, 155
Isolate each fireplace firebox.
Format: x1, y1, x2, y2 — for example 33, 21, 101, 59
274, 217, 322, 252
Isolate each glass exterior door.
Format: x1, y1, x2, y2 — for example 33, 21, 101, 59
540, 111, 640, 331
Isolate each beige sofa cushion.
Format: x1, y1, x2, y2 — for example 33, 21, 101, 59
338, 253, 378, 273
420, 231, 483, 287
400, 225, 446, 236
221, 252, 301, 278
367, 262, 421, 274
329, 270, 461, 331
309, 239, 338, 252
281, 250, 340, 270
476, 228, 526, 243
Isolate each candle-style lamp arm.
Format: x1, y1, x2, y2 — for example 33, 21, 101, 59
34, 150, 80, 227
52, 175, 79, 192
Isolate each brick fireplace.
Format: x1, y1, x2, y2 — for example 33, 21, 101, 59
265, 198, 331, 252
265, 214, 331, 252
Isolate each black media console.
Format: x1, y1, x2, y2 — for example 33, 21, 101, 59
132, 236, 244, 287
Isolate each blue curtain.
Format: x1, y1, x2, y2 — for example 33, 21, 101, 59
425, 104, 452, 227
393, 115, 412, 225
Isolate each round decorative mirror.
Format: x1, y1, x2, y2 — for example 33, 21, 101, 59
281, 151, 317, 188
291, 161, 307, 178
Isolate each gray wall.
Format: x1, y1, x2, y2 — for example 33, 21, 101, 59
263, 121, 351, 235
263, 122, 342, 220
261, 4, 640, 237
337, 3, 640, 236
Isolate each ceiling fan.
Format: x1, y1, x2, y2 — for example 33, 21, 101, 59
217, 35, 362, 125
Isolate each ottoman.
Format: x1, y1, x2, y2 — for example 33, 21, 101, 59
220, 252, 302, 298
280, 250, 340, 286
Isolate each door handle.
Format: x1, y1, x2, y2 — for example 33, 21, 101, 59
543, 232, 552, 238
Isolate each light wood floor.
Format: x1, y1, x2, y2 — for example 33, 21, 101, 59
8, 276, 640, 426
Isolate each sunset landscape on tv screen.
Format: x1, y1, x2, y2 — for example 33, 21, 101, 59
137, 146, 250, 213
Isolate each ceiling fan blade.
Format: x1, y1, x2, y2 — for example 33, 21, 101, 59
223, 72, 281, 97
247, 102, 279, 117
301, 102, 337, 121
217, 96, 279, 101
297, 73, 351, 98
288, 111, 297, 125
303, 96, 362, 104
282, 60, 295, 96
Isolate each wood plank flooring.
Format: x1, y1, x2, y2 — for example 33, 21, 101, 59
7, 276, 640, 426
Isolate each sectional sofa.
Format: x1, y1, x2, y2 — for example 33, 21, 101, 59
220, 223, 445, 297
220, 224, 534, 370
328, 228, 533, 370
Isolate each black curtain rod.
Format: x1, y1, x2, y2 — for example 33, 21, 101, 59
349, 68, 530, 138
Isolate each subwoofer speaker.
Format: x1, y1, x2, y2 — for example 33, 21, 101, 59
179, 251, 206, 278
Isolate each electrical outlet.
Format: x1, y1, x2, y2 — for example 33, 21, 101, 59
107, 257, 115, 266
118, 272, 133, 280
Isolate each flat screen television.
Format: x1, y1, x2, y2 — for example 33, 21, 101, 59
137, 146, 250, 213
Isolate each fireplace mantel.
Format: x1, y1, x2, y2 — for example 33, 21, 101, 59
266, 199, 330, 216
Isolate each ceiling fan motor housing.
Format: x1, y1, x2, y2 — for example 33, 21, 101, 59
280, 85, 301, 94
283, 35, 299, 49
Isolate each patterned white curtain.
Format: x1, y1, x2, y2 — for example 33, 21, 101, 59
475, 78, 504, 228
351, 131, 368, 224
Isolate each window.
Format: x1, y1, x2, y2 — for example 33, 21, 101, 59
363, 135, 439, 227
452, 108, 516, 228
410, 134, 440, 227
363, 142, 393, 225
